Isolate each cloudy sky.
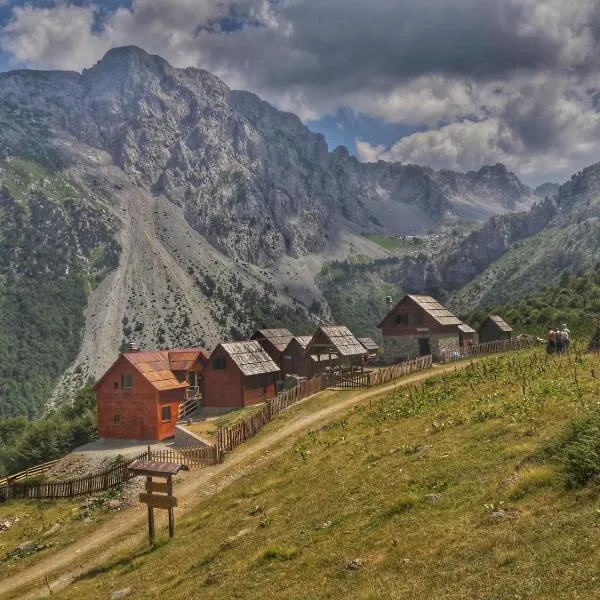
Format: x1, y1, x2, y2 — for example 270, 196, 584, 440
1, 0, 600, 185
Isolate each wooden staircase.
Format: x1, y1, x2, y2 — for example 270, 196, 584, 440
178, 387, 201, 421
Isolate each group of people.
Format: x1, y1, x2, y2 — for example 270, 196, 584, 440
547, 324, 570, 354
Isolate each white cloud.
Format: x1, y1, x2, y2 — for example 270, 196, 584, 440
1, 0, 600, 182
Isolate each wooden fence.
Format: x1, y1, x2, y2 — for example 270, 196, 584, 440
438, 337, 535, 363
0, 459, 60, 487
367, 355, 433, 386
0, 443, 219, 501
324, 371, 371, 390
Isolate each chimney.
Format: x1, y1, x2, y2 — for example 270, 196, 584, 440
385, 296, 393, 310
127, 342, 140, 353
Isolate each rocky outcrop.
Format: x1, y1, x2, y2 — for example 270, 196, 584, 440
0, 46, 536, 266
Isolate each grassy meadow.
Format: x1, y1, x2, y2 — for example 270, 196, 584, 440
39, 346, 600, 600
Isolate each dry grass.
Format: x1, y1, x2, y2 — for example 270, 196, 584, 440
42, 349, 600, 600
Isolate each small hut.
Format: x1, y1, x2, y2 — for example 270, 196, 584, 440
358, 337, 380, 362
203, 341, 280, 409
478, 315, 513, 343
250, 328, 294, 368
305, 326, 366, 375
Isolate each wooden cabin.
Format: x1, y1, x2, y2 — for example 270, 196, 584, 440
478, 315, 513, 343
203, 341, 280, 409
378, 295, 462, 363
95, 351, 190, 441
305, 326, 366, 374
281, 336, 313, 378
358, 337, 380, 362
251, 328, 294, 368
458, 323, 477, 349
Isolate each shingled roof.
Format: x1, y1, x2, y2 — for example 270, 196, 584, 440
407, 295, 462, 326
294, 336, 313, 349
168, 348, 210, 371
219, 341, 281, 376
251, 328, 294, 352
487, 315, 513, 332
458, 323, 476, 334
308, 325, 367, 357
122, 351, 188, 391
358, 337, 380, 351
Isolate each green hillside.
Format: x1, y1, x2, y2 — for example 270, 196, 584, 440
460, 266, 600, 337
38, 348, 600, 600
0, 159, 119, 419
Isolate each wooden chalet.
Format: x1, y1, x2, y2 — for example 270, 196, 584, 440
251, 328, 294, 368
358, 337, 380, 362
281, 335, 313, 378
95, 347, 209, 441
478, 315, 513, 343
203, 341, 280, 409
305, 326, 366, 374
378, 295, 463, 363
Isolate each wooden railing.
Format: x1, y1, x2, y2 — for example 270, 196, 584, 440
0, 459, 60, 487
178, 395, 200, 420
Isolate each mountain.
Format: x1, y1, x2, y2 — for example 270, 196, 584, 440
0, 46, 543, 417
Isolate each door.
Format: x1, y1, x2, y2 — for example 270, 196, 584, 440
418, 338, 431, 356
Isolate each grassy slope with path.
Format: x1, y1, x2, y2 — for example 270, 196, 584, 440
5, 349, 600, 599
0, 365, 460, 599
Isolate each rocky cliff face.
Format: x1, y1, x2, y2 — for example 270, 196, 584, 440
0, 47, 536, 266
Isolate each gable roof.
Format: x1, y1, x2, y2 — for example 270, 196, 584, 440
358, 337, 380, 351
309, 325, 367, 357
122, 351, 187, 391
458, 323, 476, 334
378, 294, 462, 327
294, 336, 313, 349
251, 328, 294, 352
168, 348, 210, 371
218, 341, 281, 376
486, 315, 513, 332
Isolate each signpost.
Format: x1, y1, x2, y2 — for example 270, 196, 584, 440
128, 460, 183, 546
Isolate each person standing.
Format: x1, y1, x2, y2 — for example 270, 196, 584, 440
561, 324, 571, 353
556, 327, 563, 354
547, 328, 557, 354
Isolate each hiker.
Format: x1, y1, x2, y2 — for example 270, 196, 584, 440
561, 324, 571, 353
547, 328, 557, 354
556, 327, 563, 354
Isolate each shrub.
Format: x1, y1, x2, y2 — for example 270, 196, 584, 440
256, 545, 298, 564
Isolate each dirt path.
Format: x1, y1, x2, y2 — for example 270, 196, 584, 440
0, 362, 472, 600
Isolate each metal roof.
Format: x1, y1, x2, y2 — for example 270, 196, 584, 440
488, 315, 513, 332
123, 351, 188, 391
310, 325, 367, 357
252, 328, 294, 352
458, 323, 476, 334
219, 341, 281, 376
168, 348, 209, 371
358, 337, 380, 351
406, 295, 463, 326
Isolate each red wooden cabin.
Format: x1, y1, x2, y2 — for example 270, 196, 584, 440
203, 341, 281, 409
95, 348, 209, 441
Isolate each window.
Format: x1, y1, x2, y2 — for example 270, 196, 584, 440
121, 373, 133, 389
113, 414, 121, 425
395, 314, 409, 325
162, 406, 172, 422
213, 356, 226, 370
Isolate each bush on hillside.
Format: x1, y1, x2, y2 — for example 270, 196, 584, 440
543, 410, 600, 488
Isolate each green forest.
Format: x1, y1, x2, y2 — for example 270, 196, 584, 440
461, 266, 600, 337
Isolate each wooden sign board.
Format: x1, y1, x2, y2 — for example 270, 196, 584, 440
145, 480, 169, 494
139, 492, 178, 510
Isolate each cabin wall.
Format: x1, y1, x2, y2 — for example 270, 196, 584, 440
156, 389, 184, 440
96, 357, 159, 440
382, 331, 460, 363
479, 321, 511, 343
243, 373, 277, 406
203, 350, 245, 408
